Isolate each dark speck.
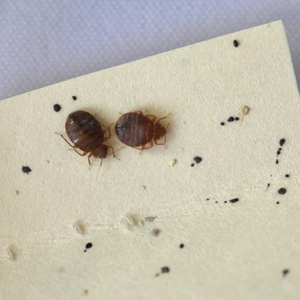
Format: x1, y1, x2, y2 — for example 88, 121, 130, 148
279, 138, 285, 146
206, 198, 210, 201
179, 243, 185, 249
229, 198, 239, 203
233, 40, 239, 47
224, 201, 227, 203
84, 242, 93, 252
72, 96, 77, 101
161, 266, 170, 273
285, 174, 290, 178
22, 166, 32, 174
276, 159, 279, 164
277, 150, 281, 155
220, 122, 225, 126
276, 201, 280, 204
53, 104, 61, 112
278, 188, 286, 195
215, 201, 218, 203
194, 156, 202, 164
235, 117, 239, 121
279, 147, 282, 151
228, 117, 234, 122
282, 269, 290, 277
191, 163, 195, 167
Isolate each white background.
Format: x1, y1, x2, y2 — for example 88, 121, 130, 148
0, 0, 299, 101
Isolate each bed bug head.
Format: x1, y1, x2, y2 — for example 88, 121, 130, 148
153, 122, 167, 141
93, 144, 108, 159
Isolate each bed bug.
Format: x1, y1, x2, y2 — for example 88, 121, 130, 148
115, 111, 170, 150
56, 110, 114, 169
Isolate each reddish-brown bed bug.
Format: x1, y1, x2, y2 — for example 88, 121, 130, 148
56, 110, 115, 169
115, 111, 170, 150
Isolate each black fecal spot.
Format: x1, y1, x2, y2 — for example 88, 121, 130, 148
233, 40, 239, 47
161, 266, 170, 273
53, 104, 61, 112
84, 242, 93, 252
206, 198, 210, 201
194, 156, 202, 164
279, 147, 282, 151
279, 139, 285, 146
285, 174, 290, 178
266, 183, 270, 191
72, 96, 77, 101
179, 244, 185, 249
235, 117, 239, 121
220, 122, 225, 126
191, 163, 195, 167
278, 188, 286, 195
228, 117, 234, 122
282, 269, 290, 277
276, 201, 280, 204
224, 201, 227, 203
229, 198, 239, 203
22, 166, 32, 174
277, 150, 281, 156
276, 159, 279, 164
215, 201, 218, 203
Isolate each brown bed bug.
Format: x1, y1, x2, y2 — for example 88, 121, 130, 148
56, 110, 114, 169
115, 111, 170, 150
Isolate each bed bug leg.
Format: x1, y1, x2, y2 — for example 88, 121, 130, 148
56, 132, 83, 155
88, 153, 93, 169
96, 159, 104, 178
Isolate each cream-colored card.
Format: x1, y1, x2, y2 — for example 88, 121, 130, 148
1, 20, 300, 300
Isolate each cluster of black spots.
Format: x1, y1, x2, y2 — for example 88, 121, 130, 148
53, 104, 61, 112
84, 242, 93, 252
191, 156, 202, 167
22, 166, 32, 174
282, 269, 290, 278
220, 116, 239, 126
233, 40, 239, 47
275, 138, 285, 164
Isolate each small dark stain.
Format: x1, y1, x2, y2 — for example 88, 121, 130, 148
72, 96, 77, 101
194, 156, 202, 164
155, 273, 160, 277
266, 183, 270, 191
224, 201, 227, 203
228, 116, 234, 122
161, 266, 170, 273
233, 40, 239, 47
285, 174, 290, 178
279, 139, 285, 146
234, 117, 239, 121
152, 229, 161, 237
84, 242, 93, 252
215, 201, 218, 203
277, 150, 281, 156
191, 163, 195, 167
220, 122, 225, 126
279, 147, 282, 151
229, 198, 239, 203
276, 201, 280, 204
278, 188, 286, 195
22, 166, 32, 174
206, 198, 210, 201
282, 269, 290, 277
53, 104, 61, 112
179, 243, 185, 249
276, 159, 279, 165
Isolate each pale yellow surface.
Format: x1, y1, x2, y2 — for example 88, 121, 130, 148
1, 20, 300, 300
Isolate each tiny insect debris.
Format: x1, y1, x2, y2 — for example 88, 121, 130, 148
161, 266, 170, 274
120, 214, 144, 231
73, 221, 84, 235
169, 159, 177, 168
115, 111, 170, 151
145, 216, 157, 222
5, 247, 15, 261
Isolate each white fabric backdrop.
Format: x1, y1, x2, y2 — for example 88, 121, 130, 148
0, 0, 299, 101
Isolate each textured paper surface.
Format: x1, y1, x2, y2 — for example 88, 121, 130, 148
1, 21, 300, 300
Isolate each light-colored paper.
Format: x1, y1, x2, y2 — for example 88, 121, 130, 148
1, 20, 300, 300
